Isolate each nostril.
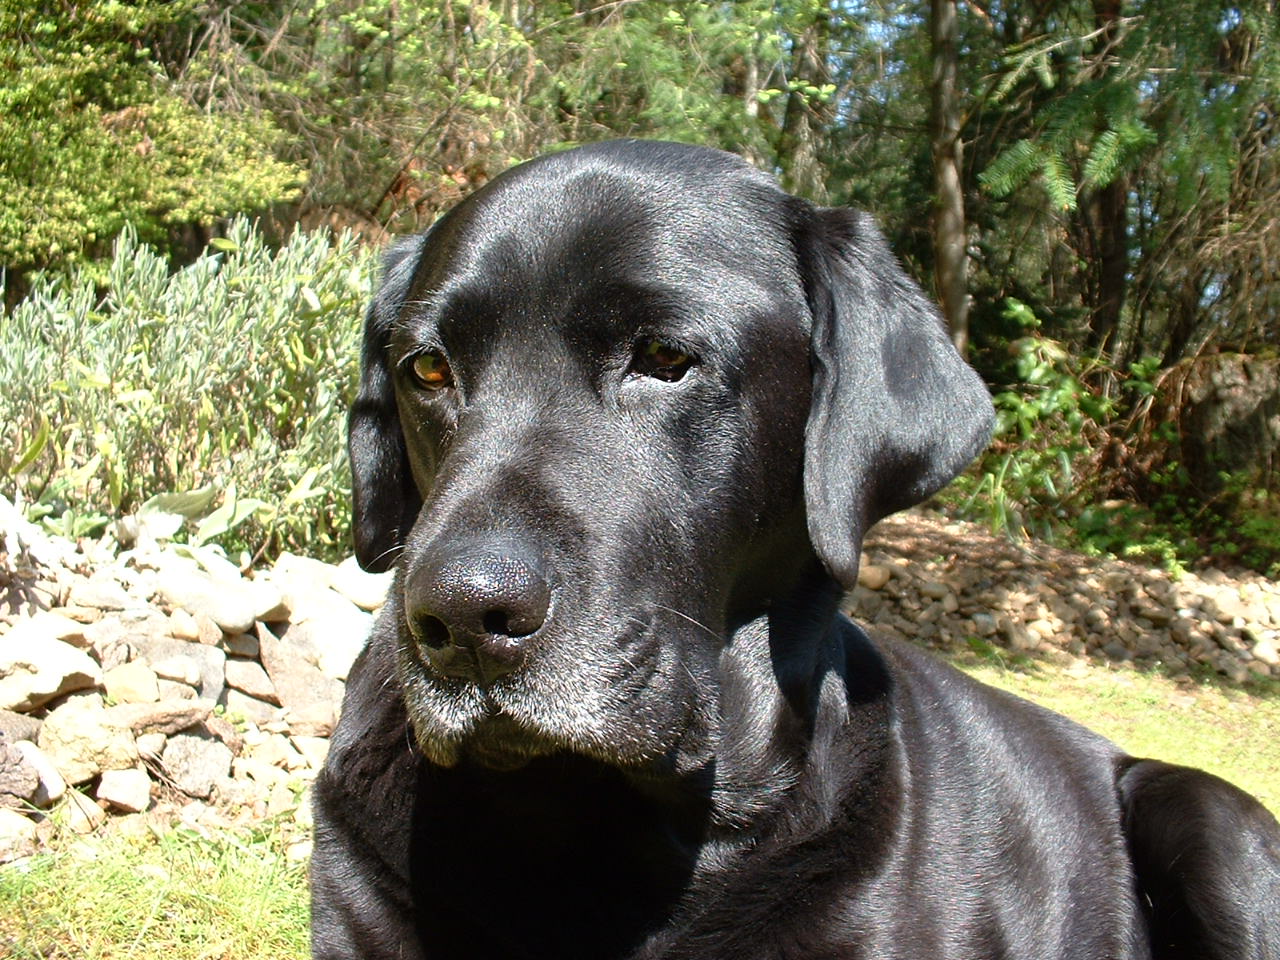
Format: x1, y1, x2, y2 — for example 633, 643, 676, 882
482, 610, 511, 637
417, 614, 451, 649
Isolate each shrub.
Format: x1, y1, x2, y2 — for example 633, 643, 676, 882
0, 218, 376, 560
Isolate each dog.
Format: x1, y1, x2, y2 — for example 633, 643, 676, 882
310, 140, 1280, 960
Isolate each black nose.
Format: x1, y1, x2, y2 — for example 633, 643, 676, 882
405, 547, 551, 684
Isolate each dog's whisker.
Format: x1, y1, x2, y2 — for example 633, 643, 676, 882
649, 603, 722, 641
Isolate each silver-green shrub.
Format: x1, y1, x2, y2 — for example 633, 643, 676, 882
1, 218, 377, 559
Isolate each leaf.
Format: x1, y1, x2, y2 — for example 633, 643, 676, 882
9, 416, 51, 477
139, 485, 219, 518
208, 237, 240, 252
193, 485, 271, 546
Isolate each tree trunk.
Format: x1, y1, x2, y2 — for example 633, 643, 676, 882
778, 13, 830, 201
930, 0, 970, 354
1084, 0, 1128, 360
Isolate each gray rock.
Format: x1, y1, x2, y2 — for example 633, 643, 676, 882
130, 636, 226, 704
0, 739, 38, 807
0, 625, 103, 712
106, 699, 212, 736
279, 608, 372, 682
156, 679, 198, 700
0, 708, 41, 743
0, 807, 37, 862
13, 740, 65, 806
221, 631, 260, 658
163, 733, 233, 799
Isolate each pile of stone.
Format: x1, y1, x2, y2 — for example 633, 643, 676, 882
3, 495, 1278, 863
0, 495, 390, 861
856, 512, 1280, 684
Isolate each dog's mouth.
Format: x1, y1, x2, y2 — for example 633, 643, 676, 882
394, 610, 710, 774
456, 711, 560, 771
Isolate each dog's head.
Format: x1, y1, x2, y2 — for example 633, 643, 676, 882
349, 141, 992, 774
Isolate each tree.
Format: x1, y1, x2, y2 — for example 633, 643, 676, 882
0, 0, 302, 300
930, 0, 970, 352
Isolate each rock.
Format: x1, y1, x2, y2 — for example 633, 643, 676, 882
168, 607, 201, 640
1252, 634, 1280, 667
222, 632, 260, 658
970, 612, 998, 637
163, 733, 233, 799
17, 611, 88, 649
107, 699, 212, 736
231, 755, 290, 789
221, 688, 280, 727
136, 732, 167, 761
0, 739, 38, 807
0, 708, 41, 743
130, 636, 226, 704
0, 807, 37, 862
250, 733, 306, 771
257, 623, 342, 731
96, 768, 152, 812
13, 740, 66, 806
281, 612, 372, 682
331, 557, 393, 611
291, 735, 330, 769
225, 659, 279, 704
67, 573, 132, 611
150, 654, 202, 686
37, 696, 139, 785
63, 788, 107, 834
155, 567, 257, 634
0, 625, 103, 711
919, 580, 951, 601
857, 564, 891, 590
198, 715, 244, 755
103, 660, 160, 704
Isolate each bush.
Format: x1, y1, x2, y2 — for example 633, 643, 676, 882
0, 218, 376, 560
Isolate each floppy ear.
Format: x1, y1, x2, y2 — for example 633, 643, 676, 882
348, 235, 428, 572
798, 207, 993, 590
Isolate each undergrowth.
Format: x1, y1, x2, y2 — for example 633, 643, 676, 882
0, 219, 377, 561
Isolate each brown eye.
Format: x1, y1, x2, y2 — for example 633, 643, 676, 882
410, 351, 453, 390
633, 339, 694, 382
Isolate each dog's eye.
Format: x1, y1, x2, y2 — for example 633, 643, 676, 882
632, 339, 694, 383
409, 352, 454, 391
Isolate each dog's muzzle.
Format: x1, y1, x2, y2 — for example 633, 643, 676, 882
404, 542, 552, 686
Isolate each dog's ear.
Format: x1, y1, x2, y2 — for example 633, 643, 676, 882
348, 235, 427, 572
798, 207, 993, 590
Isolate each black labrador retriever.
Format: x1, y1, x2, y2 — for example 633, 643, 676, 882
311, 140, 1280, 960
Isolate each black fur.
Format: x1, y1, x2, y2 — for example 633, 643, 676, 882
312, 140, 1280, 960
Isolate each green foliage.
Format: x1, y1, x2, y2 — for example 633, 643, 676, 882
0, 0, 303, 278
0, 219, 375, 559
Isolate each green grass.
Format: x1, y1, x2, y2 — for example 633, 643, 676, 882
953, 646, 1280, 815
1, 655, 1276, 958
0, 817, 309, 960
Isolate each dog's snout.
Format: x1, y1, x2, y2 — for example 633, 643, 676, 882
407, 550, 551, 684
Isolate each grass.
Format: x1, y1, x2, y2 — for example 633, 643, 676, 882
953, 644, 1280, 815
0, 816, 309, 960
1, 655, 1276, 958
